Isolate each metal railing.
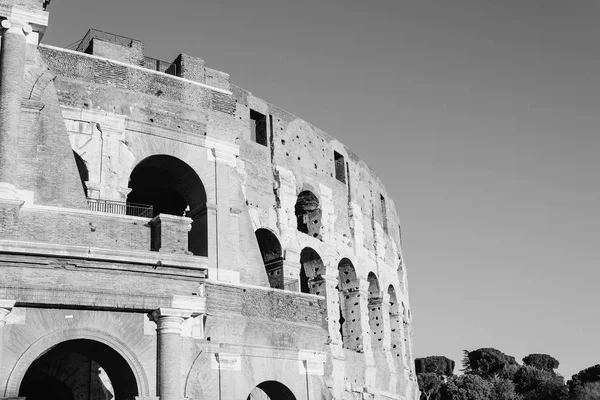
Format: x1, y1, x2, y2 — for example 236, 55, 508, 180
66, 29, 138, 53
66, 29, 180, 77
87, 198, 153, 218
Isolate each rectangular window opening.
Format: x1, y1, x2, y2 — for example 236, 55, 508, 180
250, 109, 267, 146
334, 151, 346, 183
380, 194, 388, 234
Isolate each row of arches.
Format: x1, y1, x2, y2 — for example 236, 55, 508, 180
75, 152, 327, 255
255, 228, 411, 360
16, 338, 297, 400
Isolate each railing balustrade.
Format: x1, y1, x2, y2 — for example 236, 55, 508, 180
87, 198, 153, 218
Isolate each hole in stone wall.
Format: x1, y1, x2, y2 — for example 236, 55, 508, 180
334, 151, 346, 183
380, 194, 388, 234
295, 191, 321, 239
250, 109, 267, 146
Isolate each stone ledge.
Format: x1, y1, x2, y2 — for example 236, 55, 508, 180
0, 239, 207, 272
0, 286, 172, 311
198, 341, 327, 363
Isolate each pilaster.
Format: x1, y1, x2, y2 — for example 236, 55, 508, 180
0, 18, 30, 198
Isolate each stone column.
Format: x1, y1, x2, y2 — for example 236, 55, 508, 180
0, 300, 15, 373
151, 308, 190, 400
0, 19, 31, 198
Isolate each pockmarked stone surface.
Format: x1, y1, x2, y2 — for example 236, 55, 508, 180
0, 1, 418, 399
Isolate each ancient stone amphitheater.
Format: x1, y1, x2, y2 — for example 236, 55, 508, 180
0, 1, 418, 399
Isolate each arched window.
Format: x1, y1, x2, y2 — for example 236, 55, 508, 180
246, 381, 296, 400
388, 285, 402, 359
299, 247, 325, 295
367, 272, 384, 347
73, 151, 89, 197
255, 228, 284, 289
19, 339, 139, 400
295, 191, 321, 238
337, 258, 362, 351
127, 155, 207, 255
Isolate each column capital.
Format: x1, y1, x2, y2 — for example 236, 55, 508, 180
1, 18, 32, 35
150, 307, 195, 321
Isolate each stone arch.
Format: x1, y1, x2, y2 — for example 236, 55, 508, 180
388, 285, 402, 359
246, 380, 297, 400
295, 191, 321, 239
4, 328, 149, 398
28, 67, 56, 101
255, 228, 284, 289
299, 247, 325, 295
73, 150, 89, 197
367, 272, 384, 347
127, 154, 207, 255
337, 258, 361, 351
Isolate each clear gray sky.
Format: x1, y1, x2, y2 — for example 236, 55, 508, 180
43, 0, 600, 379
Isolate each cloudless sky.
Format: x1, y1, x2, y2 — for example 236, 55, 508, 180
43, 0, 600, 379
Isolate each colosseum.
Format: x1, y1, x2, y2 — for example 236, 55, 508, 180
0, 1, 418, 399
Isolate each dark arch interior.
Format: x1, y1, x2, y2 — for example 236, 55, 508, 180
299, 247, 324, 294
337, 258, 358, 347
255, 229, 284, 289
367, 272, 380, 300
246, 380, 296, 400
337, 258, 358, 292
19, 339, 138, 400
295, 191, 321, 238
73, 151, 89, 197
127, 155, 207, 255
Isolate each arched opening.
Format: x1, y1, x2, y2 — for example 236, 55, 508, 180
73, 151, 89, 197
337, 258, 361, 351
367, 272, 384, 347
388, 285, 402, 359
295, 191, 321, 239
127, 155, 207, 256
255, 228, 284, 289
299, 247, 325, 295
19, 339, 138, 400
246, 380, 296, 400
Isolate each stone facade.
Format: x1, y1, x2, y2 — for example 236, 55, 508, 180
0, 1, 418, 399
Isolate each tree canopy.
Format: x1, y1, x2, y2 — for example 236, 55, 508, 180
442, 374, 492, 400
462, 348, 518, 379
416, 356, 455, 377
417, 348, 597, 400
522, 353, 559, 372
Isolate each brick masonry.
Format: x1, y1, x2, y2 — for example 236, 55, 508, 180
0, 2, 419, 399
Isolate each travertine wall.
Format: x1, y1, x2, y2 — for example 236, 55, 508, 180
0, 2, 418, 398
